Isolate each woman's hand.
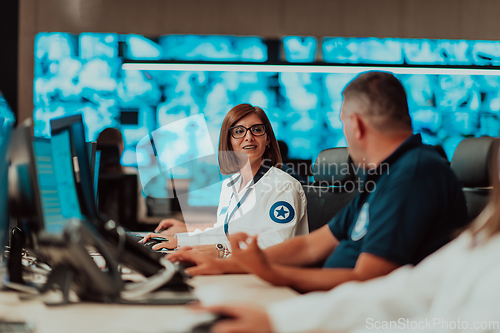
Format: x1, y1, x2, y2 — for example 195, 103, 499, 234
155, 218, 188, 236
138, 232, 161, 243
167, 251, 226, 276
152, 236, 177, 250
138, 233, 178, 250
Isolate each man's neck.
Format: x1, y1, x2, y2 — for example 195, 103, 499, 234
363, 131, 412, 168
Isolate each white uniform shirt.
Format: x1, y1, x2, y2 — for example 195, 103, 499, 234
267, 231, 500, 333
176, 166, 308, 249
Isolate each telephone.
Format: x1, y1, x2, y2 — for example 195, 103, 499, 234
37, 218, 123, 304
36, 219, 197, 305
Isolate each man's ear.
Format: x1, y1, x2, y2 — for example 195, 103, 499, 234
351, 113, 366, 139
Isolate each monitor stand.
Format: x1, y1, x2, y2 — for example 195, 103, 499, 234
7, 227, 25, 285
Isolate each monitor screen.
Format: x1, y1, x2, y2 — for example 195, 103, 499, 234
33, 137, 83, 234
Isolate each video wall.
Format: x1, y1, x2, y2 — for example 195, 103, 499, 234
33, 33, 500, 205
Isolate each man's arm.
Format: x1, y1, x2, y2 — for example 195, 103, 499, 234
168, 225, 338, 275
262, 224, 338, 267
261, 253, 399, 293
229, 233, 399, 293
200, 238, 460, 333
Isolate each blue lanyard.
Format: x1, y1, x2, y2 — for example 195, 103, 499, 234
223, 187, 253, 236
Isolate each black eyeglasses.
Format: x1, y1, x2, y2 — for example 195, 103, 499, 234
229, 124, 267, 139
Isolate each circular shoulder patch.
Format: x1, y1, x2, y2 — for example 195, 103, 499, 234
270, 201, 295, 224
351, 203, 369, 241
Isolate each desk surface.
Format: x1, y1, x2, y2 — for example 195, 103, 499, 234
0, 275, 298, 333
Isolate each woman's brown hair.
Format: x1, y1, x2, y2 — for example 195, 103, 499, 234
218, 104, 282, 175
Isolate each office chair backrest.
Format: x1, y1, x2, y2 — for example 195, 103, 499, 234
283, 158, 312, 184
98, 174, 138, 230
304, 147, 360, 232
450, 136, 500, 222
312, 147, 353, 185
96, 143, 121, 172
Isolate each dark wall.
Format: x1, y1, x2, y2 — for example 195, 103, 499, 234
0, 0, 19, 118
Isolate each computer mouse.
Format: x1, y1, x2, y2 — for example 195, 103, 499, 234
143, 238, 166, 249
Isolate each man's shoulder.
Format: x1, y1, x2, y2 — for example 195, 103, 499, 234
371, 144, 460, 201
390, 144, 453, 179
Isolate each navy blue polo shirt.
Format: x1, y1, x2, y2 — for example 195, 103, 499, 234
324, 134, 468, 268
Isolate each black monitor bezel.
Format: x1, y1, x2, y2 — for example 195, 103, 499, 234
0, 105, 14, 270
8, 126, 45, 246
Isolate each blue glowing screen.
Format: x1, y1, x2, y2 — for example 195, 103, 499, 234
159, 35, 267, 62
323, 37, 404, 64
50, 131, 84, 223
33, 33, 500, 206
33, 138, 67, 234
0, 91, 15, 268
282, 36, 317, 62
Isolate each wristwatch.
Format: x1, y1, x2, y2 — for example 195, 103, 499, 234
216, 243, 225, 258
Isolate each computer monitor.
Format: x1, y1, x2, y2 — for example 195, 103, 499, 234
8, 126, 45, 242
5, 124, 121, 299
7, 124, 105, 288
6, 125, 52, 286
50, 114, 164, 277
50, 115, 95, 220
9, 124, 88, 242
0, 90, 15, 275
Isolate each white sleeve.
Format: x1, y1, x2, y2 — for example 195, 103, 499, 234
176, 228, 228, 247
256, 180, 308, 249
268, 235, 464, 333
176, 180, 230, 247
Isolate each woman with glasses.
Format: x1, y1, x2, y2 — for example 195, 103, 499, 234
141, 104, 308, 258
